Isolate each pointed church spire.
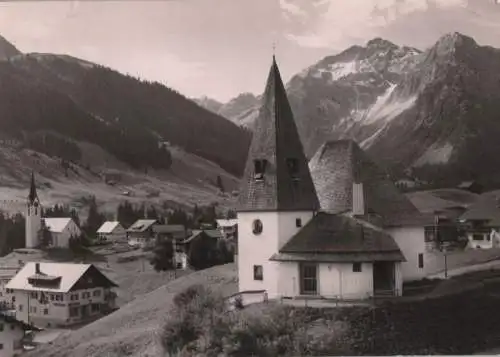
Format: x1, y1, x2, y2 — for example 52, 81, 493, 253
238, 57, 319, 212
28, 171, 38, 204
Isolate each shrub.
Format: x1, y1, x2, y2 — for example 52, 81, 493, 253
161, 287, 349, 357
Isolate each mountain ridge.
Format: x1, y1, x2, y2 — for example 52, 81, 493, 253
199, 32, 500, 187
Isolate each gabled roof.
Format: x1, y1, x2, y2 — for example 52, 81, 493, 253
238, 56, 320, 212
97, 221, 122, 234
460, 191, 500, 221
126, 219, 157, 233
43, 217, 74, 233
216, 219, 238, 228
5, 262, 117, 293
309, 140, 427, 227
153, 225, 185, 234
277, 212, 404, 262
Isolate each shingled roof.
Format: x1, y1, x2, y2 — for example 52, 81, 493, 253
238, 56, 320, 212
309, 140, 430, 227
272, 212, 405, 262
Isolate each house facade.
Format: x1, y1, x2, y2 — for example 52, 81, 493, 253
43, 218, 81, 248
126, 219, 158, 247
216, 219, 238, 239
459, 194, 500, 249
6, 262, 118, 328
236, 57, 407, 301
96, 221, 127, 243
0, 312, 39, 357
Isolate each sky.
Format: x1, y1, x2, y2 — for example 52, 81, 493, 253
0, 0, 499, 102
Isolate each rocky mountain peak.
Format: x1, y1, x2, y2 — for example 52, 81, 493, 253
366, 37, 398, 50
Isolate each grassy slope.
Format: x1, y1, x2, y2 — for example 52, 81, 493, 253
0, 140, 239, 216
24, 263, 238, 357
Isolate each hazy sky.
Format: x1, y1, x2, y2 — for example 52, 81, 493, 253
0, 0, 499, 101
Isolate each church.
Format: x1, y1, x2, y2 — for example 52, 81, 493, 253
236, 56, 432, 300
25, 173, 81, 249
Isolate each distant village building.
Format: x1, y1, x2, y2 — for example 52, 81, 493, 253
216, 219, 238, 239
236, 57, 434, 303
457, 181, 483, 194
153, 225, 188, 242
6, 262, 118, 328
0, 267, 20, 310
179, 229, 223, 269
0, 311, 40, 357
25, 173, 81, 249
459, 194, 500, 249
43, 218, 82, 248
126, 219, 158, 247
96, 221, 127, 243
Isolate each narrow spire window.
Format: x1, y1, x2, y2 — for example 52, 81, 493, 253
254, 159, 267, 181
286, 158, 299, 180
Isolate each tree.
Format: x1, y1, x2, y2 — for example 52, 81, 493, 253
188, 234, 219, 270
216, 175, 225, 192
38, 219, 53, 248
226, 209, 237, 219
83, 196, 106, 238
150, 237, 174, 272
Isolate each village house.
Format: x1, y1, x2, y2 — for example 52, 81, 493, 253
236, 57, 433, 303
43, 218, 82, 248
153, 224, 188, 242
0, 267, 20, 310
459, 193, 500, 249
126, 219, 158, 247
6, 262, 118, 328
178, 229, 223, 269
25, 173, 81, 249
216, 219, 238, 239
0, 311, 40, 357
96, 221, 127, 243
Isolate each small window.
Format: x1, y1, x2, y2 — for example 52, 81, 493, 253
353, 263, 362, 272
18, 304, 23, 312
254, 159, 267, 180
93, 290, 101, 297
253, 265, 263, 281
286, 158, 299, 179
44, 308, 48, 315
252, 219, 263, 235
0, 343, 3, 350
296, 218, 302, 228
418, 253, 424, 269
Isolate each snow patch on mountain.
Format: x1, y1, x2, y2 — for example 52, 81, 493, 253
314, 61, 358, 81
414, 142, 454, 166
363, 84, 417, 125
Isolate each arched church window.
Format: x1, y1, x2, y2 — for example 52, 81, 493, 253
252, 219, 263, 235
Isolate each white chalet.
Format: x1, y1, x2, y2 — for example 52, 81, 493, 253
43, 218, 81, 248
236, 57, 432, 303
96, 221, 126, 243
6, 262, 118, 328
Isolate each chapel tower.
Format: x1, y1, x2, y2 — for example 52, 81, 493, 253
26, 172, 42, 248
237, 56, 320, 297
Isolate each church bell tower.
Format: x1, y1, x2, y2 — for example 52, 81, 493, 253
26, 172, 42, 248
